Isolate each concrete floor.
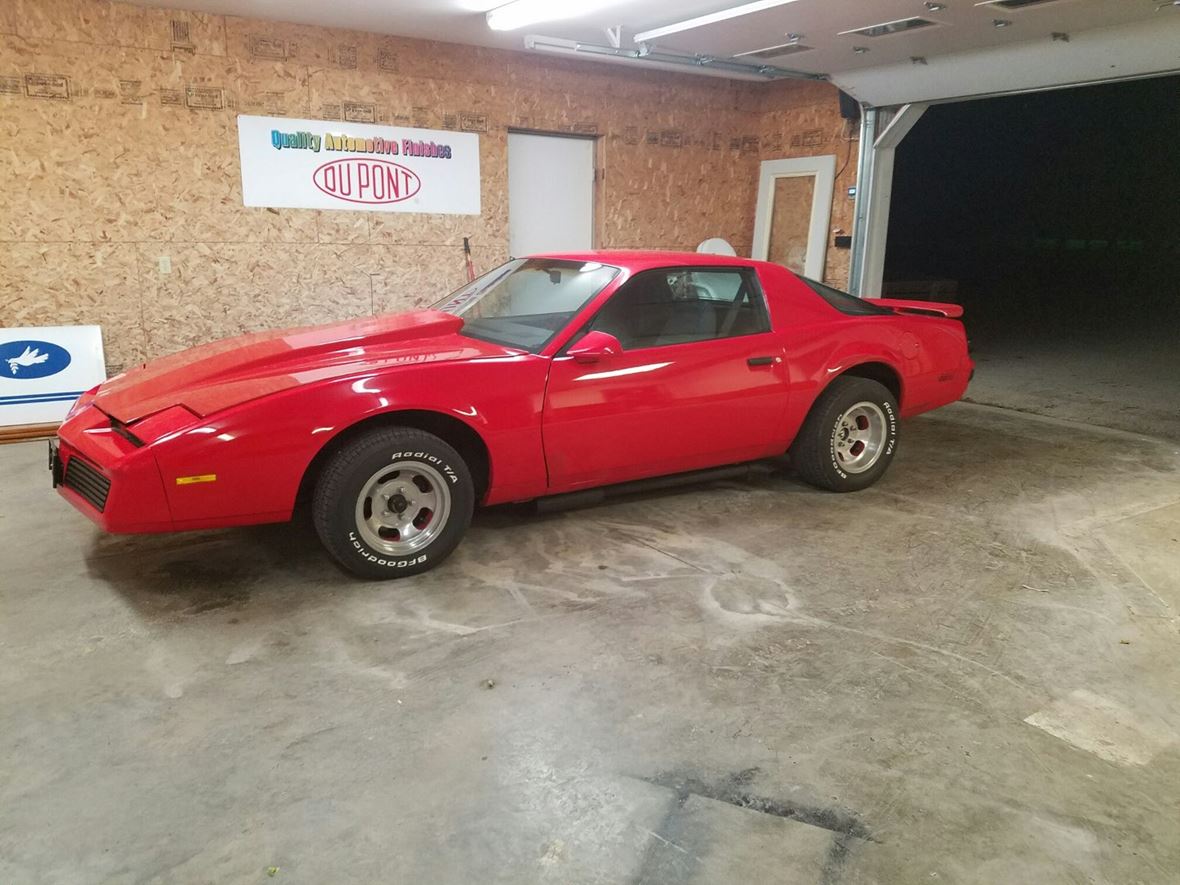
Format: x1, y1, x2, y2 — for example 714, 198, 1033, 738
2, 402, 1179, 884
965, 331, 1180, 441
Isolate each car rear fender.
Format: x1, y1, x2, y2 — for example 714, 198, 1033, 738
831, 360, 904, 405
816, 342, 907, 406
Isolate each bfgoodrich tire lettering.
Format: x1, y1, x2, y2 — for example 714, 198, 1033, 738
790, 376, 899, 492
312, 427, 475, 579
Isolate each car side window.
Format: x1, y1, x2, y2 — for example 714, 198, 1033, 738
588, 268, 770, 350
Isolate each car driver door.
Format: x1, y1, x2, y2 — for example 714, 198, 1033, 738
541, 266, 790, 491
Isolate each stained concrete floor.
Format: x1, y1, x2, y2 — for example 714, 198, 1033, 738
2, 402, 1179, 884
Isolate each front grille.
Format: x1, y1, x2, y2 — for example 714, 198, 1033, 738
63, 457, 111, 512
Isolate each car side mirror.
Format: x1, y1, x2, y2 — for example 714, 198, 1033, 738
567, 330, 622, 364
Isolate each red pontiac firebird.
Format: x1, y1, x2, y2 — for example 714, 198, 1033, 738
52, 252, 972, 578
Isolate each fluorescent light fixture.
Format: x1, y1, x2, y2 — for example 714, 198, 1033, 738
975, 0, 1064, 7
634, 0, 805, 44
735, 41, 813, 59
487, 0, 620, 32
838, 17, 939, 38
523, 33, 822, 81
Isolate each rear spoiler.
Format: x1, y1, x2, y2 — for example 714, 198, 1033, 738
874, 298, 964, 319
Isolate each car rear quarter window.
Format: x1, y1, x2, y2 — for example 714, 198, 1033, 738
801, 277, 891, 316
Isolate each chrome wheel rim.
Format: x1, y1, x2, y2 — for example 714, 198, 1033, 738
833, 401, 888, 475
354, 461, 451, 556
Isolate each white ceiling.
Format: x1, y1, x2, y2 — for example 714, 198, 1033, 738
638, 0, 1167, 75
130, 0, 1180, 102
840, 13, 1180, 105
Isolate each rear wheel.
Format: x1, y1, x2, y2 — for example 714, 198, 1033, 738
312, 427, 474, 579
790, 376, 898, 492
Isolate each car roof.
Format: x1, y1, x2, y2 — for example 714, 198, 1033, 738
519, 250, 782, 273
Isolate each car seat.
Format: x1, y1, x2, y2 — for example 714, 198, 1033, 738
657, 296, 717, 344
593, 274, 718, 348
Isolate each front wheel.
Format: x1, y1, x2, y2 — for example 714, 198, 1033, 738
312, 427, 474, 579
789, 376, 899, 492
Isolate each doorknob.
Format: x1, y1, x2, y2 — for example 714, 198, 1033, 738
747, 356, 779, 367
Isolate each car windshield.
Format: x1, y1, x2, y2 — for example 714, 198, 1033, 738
435, 259, 620, 352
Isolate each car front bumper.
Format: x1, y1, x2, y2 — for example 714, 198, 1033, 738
52, 406, 175, 533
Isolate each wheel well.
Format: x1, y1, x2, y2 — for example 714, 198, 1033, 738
296, 410, 491, 507
838, 362, 902, 405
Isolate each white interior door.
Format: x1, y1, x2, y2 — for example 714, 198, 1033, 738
752, 155, 836, 280
508, 132, 595, 256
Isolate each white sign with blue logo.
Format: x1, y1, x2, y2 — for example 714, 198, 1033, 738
238, 115, 481, 215
0, 326, 106, 427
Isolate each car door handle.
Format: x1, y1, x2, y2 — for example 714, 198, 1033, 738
747, 356, 778, 367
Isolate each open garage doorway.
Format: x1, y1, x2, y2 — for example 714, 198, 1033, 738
882, 75, 1180, 438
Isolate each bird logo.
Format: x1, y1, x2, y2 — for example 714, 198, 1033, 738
7, 345, 50, 375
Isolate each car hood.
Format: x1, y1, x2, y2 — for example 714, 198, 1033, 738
94, 309, 503, 423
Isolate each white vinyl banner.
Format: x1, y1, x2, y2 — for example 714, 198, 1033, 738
0, 326, 106, 427
237, 114, 481, 215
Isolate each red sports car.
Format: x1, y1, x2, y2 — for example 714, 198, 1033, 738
52, 252, 972, 578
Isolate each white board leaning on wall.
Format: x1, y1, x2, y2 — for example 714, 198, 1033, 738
0, 326, 106, 427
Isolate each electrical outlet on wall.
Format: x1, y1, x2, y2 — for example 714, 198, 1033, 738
158, 255, 172, 274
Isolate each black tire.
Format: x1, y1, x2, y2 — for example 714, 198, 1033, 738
789, 376, 899, 492
312, 427, 474, 579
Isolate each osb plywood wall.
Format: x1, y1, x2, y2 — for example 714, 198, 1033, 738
759, 80, 860, 287
766, 177, 818, 272
0, 0, 855, 372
